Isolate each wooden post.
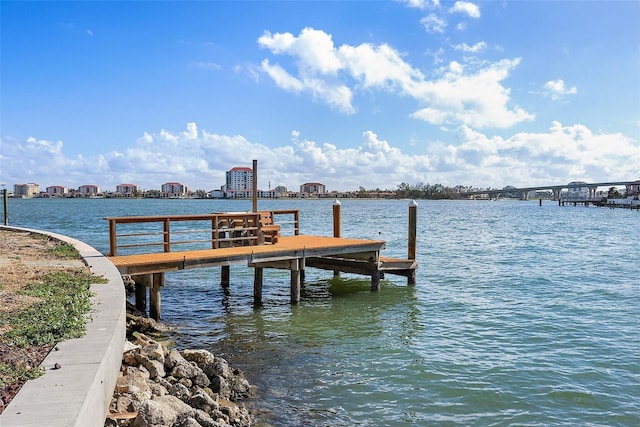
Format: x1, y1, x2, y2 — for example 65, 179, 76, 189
539, 198, 542, 206
371, 270, 381, 291
407, 200, 417, 286
252, 159, 258, 213
290, 259, 301, 303
134, 274, 151, 314
254, 267, 263, 306
333, 200, 341, 238
108, 219, 117, 256
2, 188, 8, 225
408, 200, 417, 260
221, 265, 230, 288
332, 200, 341, 278
149, 273, 163, 321
163, 218, 171, 252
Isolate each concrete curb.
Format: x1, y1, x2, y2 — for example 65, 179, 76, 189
0, 226, 126, 427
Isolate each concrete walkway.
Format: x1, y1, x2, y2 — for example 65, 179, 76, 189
0, 226, 126, 427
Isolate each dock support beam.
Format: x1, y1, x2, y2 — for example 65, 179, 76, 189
371, 270, 381, 291
254, 267, 263, 306
149, 273, 163, 322
221, 265, 230, 288
290, 258, 302, 303
134, 274, 149, 313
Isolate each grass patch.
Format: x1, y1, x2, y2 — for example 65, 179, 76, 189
46, 241, 80, 259
0, 269, 106, 387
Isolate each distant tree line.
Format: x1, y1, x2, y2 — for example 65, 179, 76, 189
394, 182, 471, 199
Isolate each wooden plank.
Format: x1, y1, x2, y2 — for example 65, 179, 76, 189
108, 235, 386, 275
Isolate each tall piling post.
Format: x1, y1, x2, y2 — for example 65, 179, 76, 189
407, 200, 418, 285
332, 200, 341, 278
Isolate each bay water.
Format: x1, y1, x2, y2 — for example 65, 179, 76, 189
5, 198, 639, 426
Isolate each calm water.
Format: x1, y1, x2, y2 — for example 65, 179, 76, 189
5, 198, 639, 426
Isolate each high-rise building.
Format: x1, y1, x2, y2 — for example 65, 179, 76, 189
226, 167, 253, 192
14, 183, 40, 198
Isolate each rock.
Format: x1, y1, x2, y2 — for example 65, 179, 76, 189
210, 375, 231, 399
141, 342, 165, 364
135, 346, 166, 380
175, 417, 202, 427
211, 358, 232, 379
166, 348, 189, 370
182, 349, 216, 371
193, 409, 221, 427
132, 395, 194, 427
147, 379, 169, 397
194, 371, 211, 388
172, 360, 203, 380
123, 340, 141, 354
189, 388, 219, 413
170, 381, 192, 402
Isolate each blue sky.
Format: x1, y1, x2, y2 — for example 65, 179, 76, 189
1, 0, 639, 192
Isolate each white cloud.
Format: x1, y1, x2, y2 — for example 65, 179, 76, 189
543, 79, 578, 101
452, 41, 487, 53
420, 13, 447, 33
190, 61, 222, 71
2, 122, 637, 192
402, 0, 440, 10
410, 58, 535, 128
258, 28, 531, 129
450, 1, 480, 18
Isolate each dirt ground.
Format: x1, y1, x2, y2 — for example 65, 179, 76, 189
0, 229, 88, 412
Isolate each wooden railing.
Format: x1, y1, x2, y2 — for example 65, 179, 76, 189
104, 210, 299, 256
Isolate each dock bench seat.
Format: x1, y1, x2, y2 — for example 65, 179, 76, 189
259, 211, 280, 244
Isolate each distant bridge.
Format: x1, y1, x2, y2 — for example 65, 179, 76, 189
459, 181, 638, 201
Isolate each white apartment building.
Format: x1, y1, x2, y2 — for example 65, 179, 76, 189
14, 183, 40, 198
161, 182, 188, 197
300, 182, 326, 194
226, 167, 253, 192
116, 183, 140, 196
46, 185, 68, 197
78, 184, 101, 197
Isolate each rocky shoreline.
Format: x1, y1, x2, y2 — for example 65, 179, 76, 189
104, 302, 255, 427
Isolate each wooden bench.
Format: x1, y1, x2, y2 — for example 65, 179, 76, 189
259, 211, 280, 244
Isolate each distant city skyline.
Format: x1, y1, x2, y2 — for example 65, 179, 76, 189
1, 1, 638, 191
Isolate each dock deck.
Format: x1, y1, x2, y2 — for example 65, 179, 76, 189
108, 235, 387, 275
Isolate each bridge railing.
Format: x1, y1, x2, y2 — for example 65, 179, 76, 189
104, 210, 300, 256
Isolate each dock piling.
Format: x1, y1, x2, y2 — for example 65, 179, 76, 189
333, 200, 341, 278
149, 273, 163, 321
134, 274, 150, 314
253, 267, 263, 306
221, 265, 230, 288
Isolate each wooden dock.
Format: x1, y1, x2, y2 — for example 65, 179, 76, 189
105, 206, 418, 320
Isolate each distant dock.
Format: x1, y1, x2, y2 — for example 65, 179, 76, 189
105, 204, 418, 320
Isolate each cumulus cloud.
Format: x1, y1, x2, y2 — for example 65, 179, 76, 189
543, 79, 578, 101
258, 28, 531, 129
410, 58, 535, 128
2, 122, 637, 192
402, 0, 440, 10
420, 14, 447, 33
452, 41, 487, 53
450, 1, 480, 18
